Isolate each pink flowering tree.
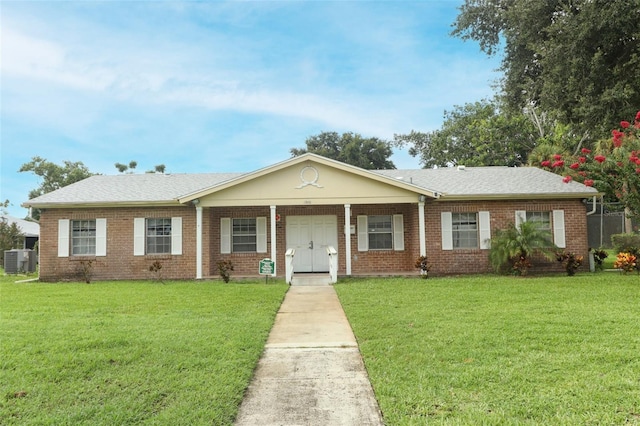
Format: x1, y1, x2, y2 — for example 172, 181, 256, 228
539, 111, 640, 233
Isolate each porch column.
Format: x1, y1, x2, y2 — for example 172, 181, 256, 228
418, 200, 426, 257
344, 204, 352, 275
270, 205, 277, 276
196, 205, 203, 279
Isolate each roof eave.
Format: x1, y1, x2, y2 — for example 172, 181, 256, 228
22, 200, 186, 209
436, 192, 602, 201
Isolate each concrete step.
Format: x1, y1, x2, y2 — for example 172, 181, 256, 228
290, 273, 332, 286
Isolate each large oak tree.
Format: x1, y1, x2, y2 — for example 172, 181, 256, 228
291, 132, 395, 169
452, 0, 640, 139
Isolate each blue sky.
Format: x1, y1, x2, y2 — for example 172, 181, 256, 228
1, 0, 501, 218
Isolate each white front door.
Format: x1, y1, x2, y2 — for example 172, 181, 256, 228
286, 215, 338, 272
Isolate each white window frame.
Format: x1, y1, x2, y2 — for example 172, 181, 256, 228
220, 217, 267, 254
441, 211, 491, 251
515, 210, 565, 248
357, 214, 404, 252
134, 217, 182, 256
58, 218, 106, 257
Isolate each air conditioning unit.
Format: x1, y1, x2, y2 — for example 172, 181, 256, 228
4, 249, 37, 274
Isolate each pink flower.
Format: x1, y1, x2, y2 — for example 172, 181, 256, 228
563, 176, 572, 183
581, 148, 592, 154
613, 129, 624, 147
636, 111, 640, 121
540, 160, 551, 167
552, 160, 565, 168
621, 121, 631, 129
578, 171, 587, 177
595, 155, 606, 163
553, 154, 563, 160
584, 179, 594, 187
579, 156, 587, 163
570, 163, 580, 169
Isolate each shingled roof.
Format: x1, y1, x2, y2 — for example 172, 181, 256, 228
373, 166, 599, 199
23, 155, 598, 209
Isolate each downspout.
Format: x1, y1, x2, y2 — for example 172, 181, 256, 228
586, 196, 597, 216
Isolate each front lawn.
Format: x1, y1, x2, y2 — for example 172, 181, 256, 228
336, 274, 640, 425
0, 275, 288, 425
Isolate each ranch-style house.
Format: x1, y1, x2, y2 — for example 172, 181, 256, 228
23, 153, 599, 282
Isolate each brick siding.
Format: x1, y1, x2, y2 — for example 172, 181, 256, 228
38, 198, 589, 281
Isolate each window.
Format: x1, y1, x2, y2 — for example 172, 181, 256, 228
441, 211, 490, 251
146, 218, 172, 254
452, 213, 478, 249
357, 214, 404, 251
515, 210, 565, 248
71, 219, 96, 255
368, 215, 393, 250
232, 218, 257, 252
134, 217, 182, 256
526, 211, 551, 232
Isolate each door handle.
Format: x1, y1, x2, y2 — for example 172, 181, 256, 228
309, 240, 314, 249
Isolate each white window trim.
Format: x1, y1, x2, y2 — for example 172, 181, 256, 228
515, 210, 565, 248
59, 218, 106, 257
357, 214, 404, 251
221, 217, 267, 253
134, 217, 182, 256
442, 211, 490, 251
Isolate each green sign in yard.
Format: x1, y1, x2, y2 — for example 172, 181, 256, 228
259, 258, 274, 275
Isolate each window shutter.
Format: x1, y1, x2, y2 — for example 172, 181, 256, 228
441, 212, 453, 251
393, 214, 404, 251
357, 215, 368, 251
553, 210, 566, 248
220, 218, 231, 254
134, 218, 145, 256
479, 211, 491, 250
96, 218, 107, 256
171, 217, 183, 255
256, 217, 267, 253
515, 210, 526, 229
58, 219, 70, 257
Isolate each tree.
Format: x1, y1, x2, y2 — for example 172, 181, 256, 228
0, 217, 24, 264
291, 132, 395, 169
452, 0, 640, 139
488, 221, 557, 275
539, 110, 640, 232
19, 157, 94, 220
115, 161, 137, 173
115, 161, 166, 174
394, 100, 538, 168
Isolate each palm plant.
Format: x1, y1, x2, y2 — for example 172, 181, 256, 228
489, 221, 557, 275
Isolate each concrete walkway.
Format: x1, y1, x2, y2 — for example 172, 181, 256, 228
234, 285, 384, 425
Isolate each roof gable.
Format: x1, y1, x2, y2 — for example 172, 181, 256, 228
179, 154, 434, 206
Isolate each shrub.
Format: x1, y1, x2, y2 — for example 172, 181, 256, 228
613, 252, 637, 273
611, 233, 640, 255
556, 251, 583, 276
590, 248, 609, 271
414, 255, 430, 279
217, 260, 234, 283
489, 221, 556, 276
148, 260, 164, 283
76, 260, 94, 283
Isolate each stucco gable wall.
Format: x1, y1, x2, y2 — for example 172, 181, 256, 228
198, 161, 421, 207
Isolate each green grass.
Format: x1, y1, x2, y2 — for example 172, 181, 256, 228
336, 274, 640, 425
0, 274, 288, 425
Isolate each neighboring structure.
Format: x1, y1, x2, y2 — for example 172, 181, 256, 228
1, 215, 40, 250
23, 153, 599, 282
